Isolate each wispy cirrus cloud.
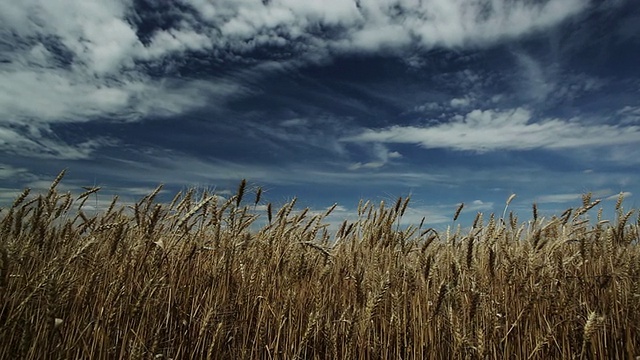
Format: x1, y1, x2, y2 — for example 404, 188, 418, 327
605, 192, 633, 201
619, 106, 640, 124
342, 107, 640, 152
0, 127, 115, 160
0, 164, 29, 180
349, 143, 402, 170
535, 193, 584, 204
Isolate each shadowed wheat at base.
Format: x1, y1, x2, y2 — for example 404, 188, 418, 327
0, 170, 639, 359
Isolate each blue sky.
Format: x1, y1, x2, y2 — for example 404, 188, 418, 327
1, 0, 639, 227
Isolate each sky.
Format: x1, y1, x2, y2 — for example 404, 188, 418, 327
1, 0, 639, 228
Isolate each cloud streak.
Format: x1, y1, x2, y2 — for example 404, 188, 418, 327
343, 108, 640, 152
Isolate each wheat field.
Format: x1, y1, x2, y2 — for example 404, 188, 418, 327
1, 170, 639, 359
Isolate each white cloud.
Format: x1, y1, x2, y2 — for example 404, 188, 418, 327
0, 123, 117, 159
0, 0, 591, 158
341, 24, 413, 52
249, 115, 349, 157
401, 0, 587, 47
450, 97, 471, 108
618, 106, 640, 124
143, 29, 212, 59
490, 95, 504, 103
0, 0, 241, 158
0, 0, 588, 121
0, 59, 241, 125
468, 199, 493, 210
513, 50, 607, 105
0, 164, 29, 180
510, 49, 609, 106
0, 71, 130, 122
536, 193, 583, 204
349, 143, 402, 170
513, 51, 554, 102
414, 102, 444, 113
605, 192, 633, 201
280, 118, 310, 127
0, 72, 240, 158
331, 205, 348, 212
535, 189, 623, 204
342, 107, 640, 152
1, 1, 142, 74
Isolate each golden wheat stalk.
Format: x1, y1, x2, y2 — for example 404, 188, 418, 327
176, 195, 216, 229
